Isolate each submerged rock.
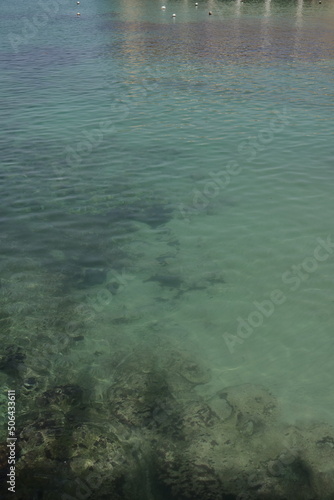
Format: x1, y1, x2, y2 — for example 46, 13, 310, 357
5, 342, 334, 500
0, 345, 25, 375
154, 384, 334, 500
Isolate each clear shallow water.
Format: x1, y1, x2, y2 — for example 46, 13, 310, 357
1, 0, 334, 496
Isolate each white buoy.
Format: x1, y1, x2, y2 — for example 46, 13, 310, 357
77, 12, 80, 16
161, 5, 166, 9
77, 1, 80, 4
172, 13, 176, 17
195, 2, 198, 5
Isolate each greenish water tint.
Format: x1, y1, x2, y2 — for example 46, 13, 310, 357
1, 0, 334, 497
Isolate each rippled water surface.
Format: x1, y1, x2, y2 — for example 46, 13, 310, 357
1, 0, 334, 496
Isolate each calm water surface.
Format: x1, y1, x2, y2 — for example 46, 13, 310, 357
0, 0, 334, 496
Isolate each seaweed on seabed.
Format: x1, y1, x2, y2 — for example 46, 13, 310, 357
55, 260, 107, 292
13, 381, 91, 499
0, 345, 25, 376
66, 265, 108, 290
134, 201, 173, 228
105, 199, 173, 229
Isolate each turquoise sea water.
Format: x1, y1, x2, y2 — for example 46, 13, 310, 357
1, 0, 334, 497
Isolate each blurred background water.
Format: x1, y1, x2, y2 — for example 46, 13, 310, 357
0, 0, 334, 446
